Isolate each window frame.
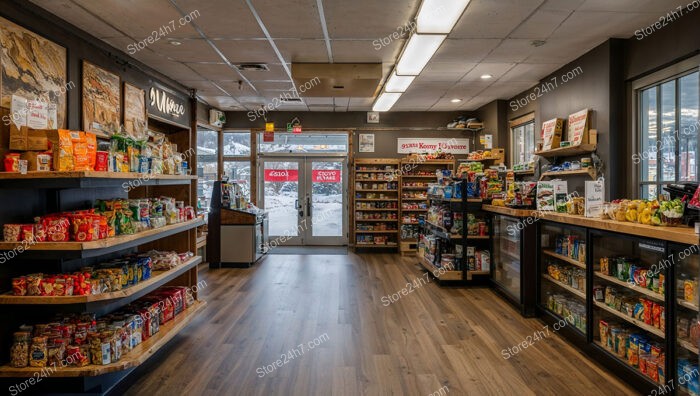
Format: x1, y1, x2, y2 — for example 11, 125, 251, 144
222, 130, 253, 159
632, 56, 699, 199
508, 113, 536, 168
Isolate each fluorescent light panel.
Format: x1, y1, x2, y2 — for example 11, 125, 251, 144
416, 0, 471, 34
385, 72, 415, 92
373, 92, 402, 112
395, 34, 446, 76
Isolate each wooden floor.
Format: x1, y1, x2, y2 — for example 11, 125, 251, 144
123, 253, 637, 396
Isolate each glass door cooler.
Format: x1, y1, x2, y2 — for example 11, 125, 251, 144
673, 243, 700, 396
539, 222, 588, 336
590, 230, 668, 391
493, 215, 521, 300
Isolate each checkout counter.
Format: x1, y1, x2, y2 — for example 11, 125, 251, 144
207, 180, 269, 268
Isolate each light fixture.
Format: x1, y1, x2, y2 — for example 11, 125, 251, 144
385, 71, 415, 93
168, 40, 182, 46
416, 0, 471, 34
480, 74, 493, 80
373, 92, 402, 112
395, 34, 447, 76
451, 98, 462, 103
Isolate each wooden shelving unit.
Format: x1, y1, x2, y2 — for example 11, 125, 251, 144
534, 143, 596, 158
0, 115, 205, 390
594, 272, 664, 302
539, 168, 597, 181
542, 274, 586, 299
398, 157, 454, 255
353, 159, 400, 252
542, 249, 586, 270
593, 301, 665, 338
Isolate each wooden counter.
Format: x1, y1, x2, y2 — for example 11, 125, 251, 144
483, 205, 698, 245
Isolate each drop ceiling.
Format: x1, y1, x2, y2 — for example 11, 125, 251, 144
31, 0, 685, 112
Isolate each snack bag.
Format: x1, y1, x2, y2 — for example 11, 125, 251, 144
85, 132, 97, 170
71, 131, 89, 171
48, 129, 74, 171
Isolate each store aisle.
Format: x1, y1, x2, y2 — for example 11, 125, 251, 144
123, 253, 635, 396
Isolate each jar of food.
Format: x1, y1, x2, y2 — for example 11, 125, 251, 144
109, 326, 123, 362
98, 332, 112, 365
47, 338, 66, 367
29, 336, 48, 367
10, 332, 30, 368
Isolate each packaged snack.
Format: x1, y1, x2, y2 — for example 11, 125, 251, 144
628, 334, 640, 367
599, 320, 609, 346
659, 274, 665, 295
29, 336, 48, 367
685, 278, 698, 302
12, 277, 27, 296
85, 132, 97, 170
4, 152, 21, 172
648, 359, 659, 382
660, 307, 665, 332
19, 224, 34, 241
642, 299, 654, 325
51, 129, 74, 171
639, 354, 649, 375
3, 224, 21, 242
652, 303, 661, 328
634, 302, 645, 320
33, 223, 46, 242
10, 332, 30, 368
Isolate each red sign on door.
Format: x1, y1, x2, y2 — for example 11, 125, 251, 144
312, 170, 341, 183
264, 169, 298, 182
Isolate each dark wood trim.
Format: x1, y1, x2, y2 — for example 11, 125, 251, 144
508, 112, 535, 128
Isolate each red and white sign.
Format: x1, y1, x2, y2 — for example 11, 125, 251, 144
397, 138, 469, 154
264, 169, 298, 182
312, 170, 341, 183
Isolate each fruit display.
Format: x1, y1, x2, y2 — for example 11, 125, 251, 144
602, 198, 684, 227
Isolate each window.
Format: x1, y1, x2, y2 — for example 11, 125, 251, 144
223, 161, 251, 200
510, 114, 536, 166
638, 70, 699, 199
258, 133, 349, 153
223, 131, 251, 156
196, 127, 219, 210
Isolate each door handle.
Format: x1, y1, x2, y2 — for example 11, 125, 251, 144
306, 196, 311, 218
296, 199, 304, 217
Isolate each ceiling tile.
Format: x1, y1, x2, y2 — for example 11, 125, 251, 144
500, 63, 562, 82
73, 0, 200, 39
215, 39, 279, 64
305, 97, 335, 105
169, 0, 263, 39
307, 106, 336, 111
143, 60, 204, 81
30, 0, 124, 38
331, 39, 404, 63
579, 0, 684, 13
510, 9, 573, 39
551, 11, 656, 39
277, 40, 330, 63
446, 81, 493, 98
253, 0, 324, 39
324, 0, 419, 39
431, 39, 502, 63
461, 63, 516, 82
186, 63, 239, 80
540, 0, 586, 11
147, 38, 223, 63
451, 0, 545, 39
239, 64, 291, 81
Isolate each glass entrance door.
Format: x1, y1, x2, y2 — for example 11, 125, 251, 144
260, 157, 347, 246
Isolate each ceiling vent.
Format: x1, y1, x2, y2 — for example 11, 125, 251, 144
234, 63, 269, 72
291, 63, 382, 97
280, 97, 303, 102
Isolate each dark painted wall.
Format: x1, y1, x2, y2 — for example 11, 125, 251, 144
224, 110, 496, 159
0, 0, 193, 226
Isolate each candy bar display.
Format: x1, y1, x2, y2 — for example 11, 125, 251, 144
355, 212, 398, 220
8, 252, 189, 297
598, 257, 664, 297
597, 319, 666, 383
356, 235, 394, 245
595, 285, 665, 331
355, 223, 397, 231
554, 235, 586, 263
355, 181, 398, 191
2, 197, 196, 243
355, 201, 398, 210
7, 286, 194, 368
544, 294, 587, 332
546, 263, 586, 292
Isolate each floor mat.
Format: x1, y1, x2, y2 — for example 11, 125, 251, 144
268, 246, 348, 255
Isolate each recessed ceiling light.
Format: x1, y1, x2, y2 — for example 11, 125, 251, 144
169, 40, 182, 46
417, 0, 472, 34
480, 74, 493, 80
451, 99, 462, 103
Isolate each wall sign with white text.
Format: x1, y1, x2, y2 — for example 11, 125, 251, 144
397, 138, 469, 154
146, 82, 190, 127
